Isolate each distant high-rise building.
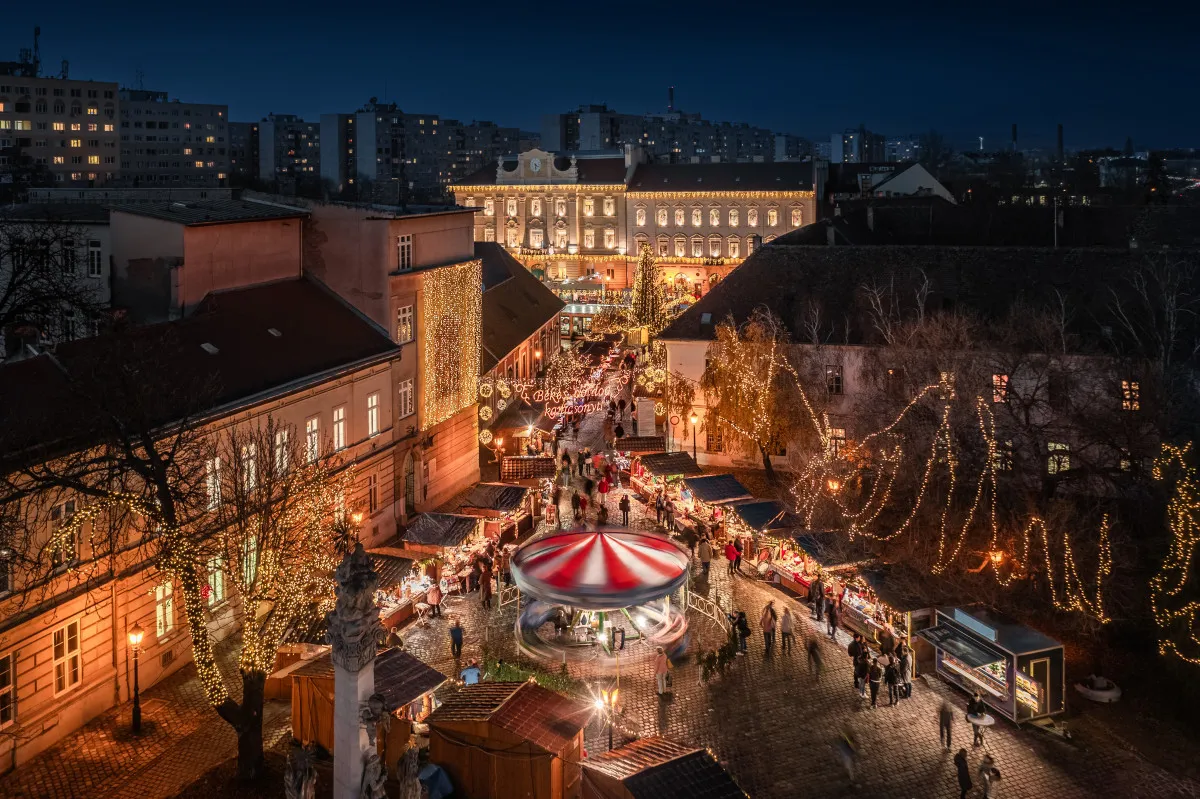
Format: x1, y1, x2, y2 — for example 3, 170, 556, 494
885, 136, 921, 163
229, 121, 259, 184
118, 89, 228, 187
774, 133, 808, 162
542, 101, 778, 163
830, 127, 886, 164
257, 113, 320, 184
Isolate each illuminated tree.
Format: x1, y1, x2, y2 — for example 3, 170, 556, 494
1151, 443, 1200, 665
630, 243, 668, 334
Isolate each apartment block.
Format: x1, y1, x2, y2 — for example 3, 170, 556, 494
118, 90, 229, 187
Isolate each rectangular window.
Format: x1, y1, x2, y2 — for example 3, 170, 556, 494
333, 406, 347, 451
49, 500, 77, 570
885, 368, 906, 400
1121, 379, 1140, 411
529, 228, 544, 248
582, 198, 594, 217
992, 374, 1009, 403
397, 234, 413, 270
483, 227, 495, 243
87, 240, 102, 277
506, 198, 518, 217
396, 305, 414, 344
367, 474, 379, 513
367, 393, 380, 437
0, 652, 13, 728
241, 444, 257, 492
69, 139, 81, 148
274, 429, 290, 475
205, 457, 221, 510
206, 556, 226, 607
993, 440, 1014, 471
155, 580, 175, 639
242, 539, 258, 587
305, 417, 319, 464
53, 620, 81, 695
603, 197, 615, 217
399, 379, 414, 418
1048, 442, 1070, 475
826, 365, 844, 395
829, 427, 847, 457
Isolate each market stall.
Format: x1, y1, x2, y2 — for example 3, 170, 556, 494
857, 564, 966, 675
762, 531, 872, 602
459, 482, 536, 541
916, 605, 1065, 723
628, 451, 703, 500
500, 455, 558, 484
292, 647, 446, 774
675, 474, 753, 539
380, 512, 500, 596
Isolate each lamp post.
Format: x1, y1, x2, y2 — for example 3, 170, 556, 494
128, 621, 145, 734
597, 686, 620, 750
689, 412, 698, 461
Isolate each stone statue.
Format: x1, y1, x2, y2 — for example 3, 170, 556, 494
399, 744, 422, 799
360, 752, 388, 799
285, 740, 318, 799
326, 543, 384, 673
360, 692, 392, 749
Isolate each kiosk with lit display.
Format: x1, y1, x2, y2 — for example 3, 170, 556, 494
917, 605, 1064, 723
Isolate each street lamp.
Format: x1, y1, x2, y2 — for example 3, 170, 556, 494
128, 621, 145, 734
689, 412, 698, 461
597, 686, 620, 750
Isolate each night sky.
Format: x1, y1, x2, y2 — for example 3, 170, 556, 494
3, 2, 1197, 150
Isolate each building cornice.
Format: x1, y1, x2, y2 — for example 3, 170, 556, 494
626, 190, 816, 200
452, 185, 626, 193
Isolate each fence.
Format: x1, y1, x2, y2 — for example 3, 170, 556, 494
687, 591, 731, 635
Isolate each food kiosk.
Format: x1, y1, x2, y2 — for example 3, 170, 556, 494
458, 482, 536, 541
628, 451, 703, 500
917, 605, 1065, 723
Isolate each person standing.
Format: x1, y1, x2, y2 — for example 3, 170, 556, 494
810, 577, 825, 621
665, 498, 676, 530
561, 450, 572, 476
868, 657, 883, 708
826, 595, 840, 640
598, 475, 610, 508
698, 536, 713, 576
385, 626, 404, 649
853, 652, 870, 698
884, 656, 900, 706
954, 749, 973, 799
480, 563, 494, 610
878, 624, 897, 659
967, 692, 988, 746
978, 753, 1000, 798
735, 611, 751, 654
578, 492, 589, 521
449, 617, 464, 659
426, 581, 443, 618
806, 636, 824, 679
897, 641, 913, 699
761, 601, 778, 658
939, 701, 955, 750
733, 537, 744, 572
571, 491, 582, 522
725, 540, 739, 576
780, 607, 795, 654
847, 632, 863, 662
654, 646, 671, 697
655, 491, 665, 525
619, 493, 631, 525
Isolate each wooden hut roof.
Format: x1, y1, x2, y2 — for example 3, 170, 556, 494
428, 681, 591, 754
584, 736, 747, 798
637, 451, 703, 478
293, 648, 446, 710
460, 482, 531, 513
500, 456, 558, 481
681, 474, 753, 504
401, 513, 481, 547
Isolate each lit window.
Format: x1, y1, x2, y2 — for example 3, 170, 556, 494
992, 374, 1009, 403
1121, 379, 1140, 411
728, 238, 740, 258
583, 198, 594, 217
691, 237, 703, 258
506, 228, 518, 248
52, 122, 64, 131
48, 501, 77, 570
69, 123, 80, 131
584, 228, 595, 249
274, 429, 290, 475
993, 440, 1014, 471
398, 379, 414, 418
506, 198, 518, 217
656, 208, 668, 227
52, 155, 64, 164
555, 228, 568, 248
791, 207, 803, 227
530, 228, 544, 248
674, 207, 685, 226
1048, 442, 1070, 475
483, 198, 494, 216
69, 139, 81, 148
367, 393, 380, 437
729, 208, 739, 227
829, 427, 847, 457
333, 406, 346, 451
826, 365, 844, 394
709, 208, 720, 227
555, 198, 567, 218
155, 580, 175, 638
87, 107, 97, 115
194, 161, 203, 168
463, 196, 476, 207
483, 227, 495, 242
674, 235, 686, 257
305, 417, 319, 464
636, 207, 646, 227
87, 155, 99, 165
0, 652, 14, 727
709, 234, 721, 257
103, 124, 113, 132
396, 305, 414, 344
767, 208, 779, 227
241, 444, 257, 492
397, 234, 413, 270
603, 228, 616, 249
530, 198, 542, 218
205, 457, 221, 509
747, 208, 759, 226
242, 539, 258, 587
206, 557, 226, 607
52, 620, 81, 694
691, 208, 702, 227
603, 197, 615, 217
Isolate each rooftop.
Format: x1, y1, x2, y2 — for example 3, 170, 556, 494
458, 482, 530, 513
681, 474, 754, 505
108, 199, 308, 226
584, 736, 747, 799
293, 648, 445, 709
627, 162, 814, 193
427, 681, 591, 754
637, 451, 703, 478
478, 243, 565, 374
0, 203, 111, 224
399, 513, 481, 548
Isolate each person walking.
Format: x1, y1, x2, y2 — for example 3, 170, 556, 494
426, 580, 443, 618
761, 601, 778, 658
939, 701, 955, 750
847, 632, 863, 662
698, 536, 713, 576
449, 617, 464, 659
735, 611, 751, 655
584, 476, 595, 500
834, 729, 859, 784
884, 656, 900, 706
654, 646, 671, 697
954, 749, 973, 799
733, 537, 744, 572
619, 493, 631, 525
878, 624, 897, 659
598, 475, 610, 507
780, 607, 795, 654
897, 641, 912, 699
480, 563, 494, 610
978, 753, 1001, 798
967, 691, 988, 746
868, 657, 883, 708
725, 540, 739, 576
654, 491, 664, 525
561, 450, 572, 475
578, 492, 589, 521
571, 491, 582, 522
826, 595, 840, 640
810, 576, 825, 621
806, 636, 824, 679
853, 652, 870, 698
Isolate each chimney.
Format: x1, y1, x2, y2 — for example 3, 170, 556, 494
1011, 123, 1018, 151
668, 86, 674, 112
1056, 123, 1064, 162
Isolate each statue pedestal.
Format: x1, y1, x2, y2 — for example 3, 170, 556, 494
333, 660, 375, 799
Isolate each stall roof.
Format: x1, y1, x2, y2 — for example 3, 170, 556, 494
916, 625, 1007, 669
584, 736, 747, 799
791, 531, 874, 569
401, 513, 481, 547
618, 436, 666, 454
460, 482, 530, 513
728, 500, 801, 532
947, 605, 1062, 654
428, 681, 591, 755
681, 474, 753, 505
638, 451, 703, 478
858, 563, 969, 613
294, 648, 446, 710
370, 552, 416, 589
500, 456, 558, 482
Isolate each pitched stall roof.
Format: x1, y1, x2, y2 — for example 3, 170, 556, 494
370, 552, 416, 589
681, 474, 753, 505
109, 198, 308, 226
627, 162, 814, 192
459, 482, 530, 513
584, 736, 747, 799
400, 513, 481, 547
293, 648, 446, 709
728, 499, 801, 532
500, 456, 558, 482
478, 242, 565, 374
616, 436, 666, 454
791, 531, 875, 570
0, 279, 398, 470
428, 682, 591, 754
637, 451, 703, 478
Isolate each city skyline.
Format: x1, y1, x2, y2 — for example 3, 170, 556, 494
3, 2, 1198, 151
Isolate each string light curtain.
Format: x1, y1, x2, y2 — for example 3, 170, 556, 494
422, 260, 482, 430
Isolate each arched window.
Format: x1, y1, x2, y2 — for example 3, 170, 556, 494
728, 208, 739, 227
691, 207, 702, 227
506, 198, 518, 217
656, 208, 668, 227
555, 198, 567, 217
530, 197, 542, 218
603, 197, 615, 216
767, 208, 779, 227
709, 207, 720, 227
673, 235, 686, 257
674, 207, 685, 226
747, 207, 759, 227
691, 235, 704, 258
790, 206, 803, 227
657, 234, 670, 256
635, 207, 646, 226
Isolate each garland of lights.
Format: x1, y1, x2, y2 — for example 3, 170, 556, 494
423, 260, 482, 430
1151, 443, 1200, 663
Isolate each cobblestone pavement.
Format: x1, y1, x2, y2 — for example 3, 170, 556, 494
5, 640, 292, 799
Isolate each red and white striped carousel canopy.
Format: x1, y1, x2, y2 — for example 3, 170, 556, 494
510, 528, 690, 610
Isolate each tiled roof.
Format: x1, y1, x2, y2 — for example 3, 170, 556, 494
400, 513, 480, 547
615, 436, 665, 454
371, 552, 416, 589
0, 203, 111, 223
0, 279, 398, 471
500, 456, 558, 481
427, 682, 523, 723
727, 499, 801, 532
637, 451, 703, 478
109, 198, 307, 226
294, 649, 446, 708
488, 682, 591, 754
627, 162, 814, 193
682, 474, 753, 505
478, 243, 564, 374
459, 482, 530, 513
584, 737, 747, 799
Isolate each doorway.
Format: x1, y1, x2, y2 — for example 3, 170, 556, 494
404, 451, 416, 516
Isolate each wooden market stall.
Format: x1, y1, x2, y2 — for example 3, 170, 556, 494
459, 482, 537, 541
857, 563, 968, 676
762, 530, 874, 602
428, 681, 592, 799
291, 648, 446, 774
675, 474, 753, 539
628, 451, 703, 500
500, 455, 558, 484
582, 736, 747, 799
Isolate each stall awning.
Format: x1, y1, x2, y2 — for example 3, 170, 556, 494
728, 500, 801, 532
500, 456, 557, 482
916, 625, 1006, 669
791, 531, 873, 569
460, 482, 530, 513
618, 436, 666, 454
401, 513, 481, 547
681, 474, 753, 505
638, 451, 703, 478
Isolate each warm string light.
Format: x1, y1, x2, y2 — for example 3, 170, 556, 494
423, 260, 482, 430
1151, 443, 1200, 663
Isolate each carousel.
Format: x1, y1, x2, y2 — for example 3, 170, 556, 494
510, 527, 691, 670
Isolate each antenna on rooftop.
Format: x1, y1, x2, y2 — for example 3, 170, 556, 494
135, 68, 144, 90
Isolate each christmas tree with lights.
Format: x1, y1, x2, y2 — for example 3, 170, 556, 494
631, 243, 667, 334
